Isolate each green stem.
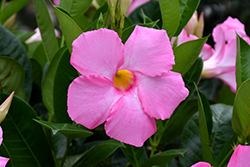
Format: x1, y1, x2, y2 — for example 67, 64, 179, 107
104, 10, 110, 28
92, 0, 100, 9
48, 113, 54, 122
61, 136, 72, 167
60, 35, 65, 48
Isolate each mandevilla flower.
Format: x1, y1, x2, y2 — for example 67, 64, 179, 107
0, 127, 9, 166
67, 25, 189, 147
127, 0, 150, 15
191, 145, 250, 167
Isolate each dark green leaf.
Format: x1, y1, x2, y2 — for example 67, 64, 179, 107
0, 25, 32, 100
53, 48, 78, 123
42, 47, 67, 114
30, 58, 43, 88
73, 139, 125, 167
30, 42, 47, 69
172, 36, 208, 75
159, 0, 180, 38
12, 30, 35, 42
0, 93, 54, 166
142, 149, 186, 167
236, 34, 250, 90
33, 0, 59, 63
54, 6, 83, 53
195, 84, 214, 165
121, 145, 148, 167
59, 0, 92, 18
218, 84, 235, 105
232, 79, 250, 142
0, 57, 26, 100
34, 119, 93, 138
158, 58, 203, 148
0, 0, 30, 24
174, 0, 201, 36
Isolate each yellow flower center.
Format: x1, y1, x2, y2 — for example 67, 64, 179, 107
113, 69, 134, 90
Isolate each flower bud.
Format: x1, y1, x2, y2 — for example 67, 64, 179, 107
120, 0, 133, 17
0, 92, 14, 123
185, 11, 198, 35
195, 12, 204, 38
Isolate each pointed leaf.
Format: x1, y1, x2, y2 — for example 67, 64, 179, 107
0, 25, 32, 100
33, 0, 59, 63
121, 145, 148, 167
0, 93, 54, 166
54, 6, 83, 53
159, 0, 180, 38
34, 119, 93, 138
142, 149, 186, 167
232, 79, 250, 141
172, 36, 208, 75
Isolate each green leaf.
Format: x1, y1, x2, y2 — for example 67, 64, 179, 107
12, 30, 35, 42
174, 0, 201, 36
142, 149, 186, 167
54, 6, 83, 53
59, 0, 92, 18
0, 57, 26, 100
34, 119, 93, 138
172, 36, 208, 75
0, 0, 30, 24
96, 13, 104, 29
218, 84, 235, 105
42, 47, 67, 114
232, 79, 250, 142
210, 104, 234, 158
30, 42, 47, 69
236, 35, 250, 90
33, 0, 59, 63
158, 58, 203, 148
0, 93, 54, 166
195, 84, 214, 165
0, 25, 32, 101
53, 48, 78, 123
121, 145, 148, 167
159, 0, 180, 38
72, 139, 125, 167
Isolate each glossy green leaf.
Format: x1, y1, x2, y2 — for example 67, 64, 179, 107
53, 48, 78, 123
174, 0, 201, 36
218, 84, 235, 105
42, 47, 67, 114
159, 0, 180, 38
0, 57, 26, 100
0, 25, 32, 100
210, 104, 234, 158
121, 145, 148, 167
142, 149, 186, 167
172, 36, 208, 75
232, 79, 250, 142
33, 0, 59, 63
13, 30, 35, 42
195, 84, 214, 165
59, 0, 92, 18
72, 139, 125, 167
0, 0, 30, 24
54, 6, 83, 53
30, 42, 47, 69
158, 58, 203, 148
236, 35, 250, 90
0, 93, 54, 166
34, 119, 93, 138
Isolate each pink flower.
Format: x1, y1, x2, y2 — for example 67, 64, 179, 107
227, 145, 250, 167
53, 0, 60, 6
185, 11, 204, 38
191, 162, 211, 167
127, 0, 150, 15
0, 127, 9, 166
67, 25, 189, 147
25, 28, 60, 44
202, 17, 250, 93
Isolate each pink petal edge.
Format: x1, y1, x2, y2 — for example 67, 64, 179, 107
227, 145, 250, 167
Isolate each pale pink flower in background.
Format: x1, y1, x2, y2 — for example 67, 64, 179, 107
191, 162, 211, 167
67, 25, 189, 147
227, 145, 250, 167
53, 0, 60, 6
184, 11, 204, 38
127, 0, 150, 15
25, 28, 60, 44
0, 127, 9, 167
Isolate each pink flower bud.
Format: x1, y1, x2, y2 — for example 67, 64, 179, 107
0, 92, 14, 123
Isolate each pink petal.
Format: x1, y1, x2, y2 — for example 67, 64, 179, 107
0, 127, 2, 145
212, 26, 226, 63
71, 28, 124, 80
216, 71, 236, 93
127, 0, 150, 15
191, 162, 211, 167
67, 75, 122, 129
121, 25, 175, 77
53, 0, 60, 6
228, 145, 250, 167
105, 91, 156, 147
137, 71, 189, 120
200, 43, 214, 61
0, 156, 9, 166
